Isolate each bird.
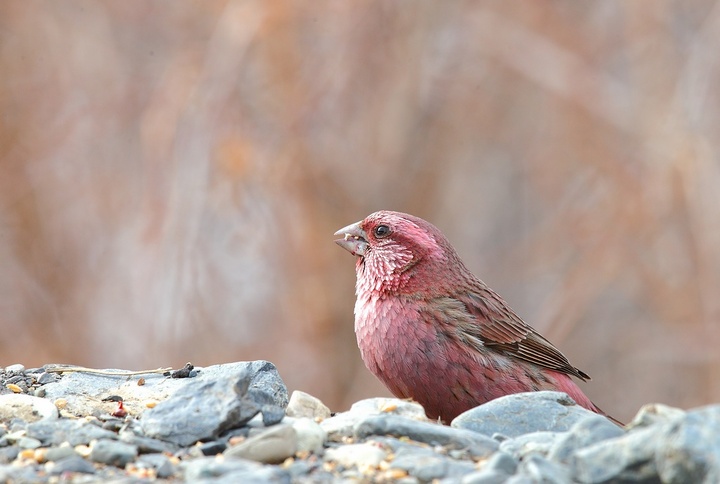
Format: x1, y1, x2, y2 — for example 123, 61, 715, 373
334, 210, 620, 425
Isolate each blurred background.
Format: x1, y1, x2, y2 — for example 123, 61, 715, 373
2, 1, 719, 423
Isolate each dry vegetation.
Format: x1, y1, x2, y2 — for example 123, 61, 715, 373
2, 2, 720, 422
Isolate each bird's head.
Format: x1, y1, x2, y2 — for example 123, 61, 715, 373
335, 211, 462, 294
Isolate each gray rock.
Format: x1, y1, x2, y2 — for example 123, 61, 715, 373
182, 455, 289, 482
48, 455, 97, 475
17, 436, 42, 449
518, 454, 571, 483
0, 394, 58, 423
137, 453, 177, 479
224, 424, 297, 464
483, 451, 518, 475
321, 397, 427, 441
462, 469, 513, 484
140, 361, 287, 446
354, 414, 499, 458
36, 371, 60, 385
548, 414, 625, 464
571, 425, 660, 482
572, 405, 720, 483
391, 452, 449, 481
118, 429, 178, 454
391, 446, 476, 481
452, 391, 598, 438
89, 438, 138, 467
286, 390, 332, 420
44, 446, 78, 462
0, 447, 19, 464
655, 405, 720, 483
196, 440, 227, 456
26, 418, 117, 446
4, 364, 25, 373
43, 361, 287, 423
499, 431, 562, 459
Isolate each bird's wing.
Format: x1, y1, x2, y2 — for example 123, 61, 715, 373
454, 290, 591, 381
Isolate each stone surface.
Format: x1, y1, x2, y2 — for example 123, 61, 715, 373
547, 414, 625, 464
0, 394, 58, 423
354, 414, 499, 458
321, 397, 428, 441
290, 417, 326, 453
324, 442, 388, 470
499, 431, 562, 459
2, 359, 716, 484
286, 390, 332, 420
452, 391, 600, 438
139, 361, 288, 446
89, 438, 139, 467
224, 424, 297, 464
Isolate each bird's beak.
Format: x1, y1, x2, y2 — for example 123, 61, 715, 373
334, 220, 368, 257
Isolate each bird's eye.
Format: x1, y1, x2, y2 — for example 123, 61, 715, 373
374, 224, 391, 238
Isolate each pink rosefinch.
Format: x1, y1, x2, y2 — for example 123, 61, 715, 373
335, 210, 620, 425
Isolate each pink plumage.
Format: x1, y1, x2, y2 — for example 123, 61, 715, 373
335, 210, 620, 425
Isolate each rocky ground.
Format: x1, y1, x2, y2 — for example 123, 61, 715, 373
0, 361, 718, 483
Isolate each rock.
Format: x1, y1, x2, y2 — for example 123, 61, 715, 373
0, 394, 58, 423
43, 361, 287, 422
547, 414, 625, 464
324, 442, 388, 470
17, 436, 42, 449
285, 390, 332, 420
224, 424, 297, 464
118, 428, 179, 454
196, 440, 227, 456
626, 403, 685, 430
47, 455, 97, 475
655, 405, 720, 483
452, 391, 598, 438
462, 469, 514, 484
44, 446, 78, 462
354, 414, 499, 458
182, 456, 290, 482
390, 445, 476, 480
321, 397, 428, 441
517, 454, 570, 483
137, 453, 177, 479
571, 424, 661, 482
139, 361, 288, 446
89, 438, 138, 467
26, 418, 118, 446
499, 431, 562, 459
482, 451, 518, 475
4, 364, 25, 373
572, 404, 720, 483
290, 417, 326, 453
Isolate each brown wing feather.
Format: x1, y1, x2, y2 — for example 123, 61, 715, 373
457, 290, 591, 381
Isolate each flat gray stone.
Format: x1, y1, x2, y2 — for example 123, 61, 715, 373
224, 424, 297, 464
499, 431, 562, 459
354, 414, 499, 458
48, 456, 97, 475
26, 419, 117, 446
89, 438, 138, 467
452, 391, 598, 438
